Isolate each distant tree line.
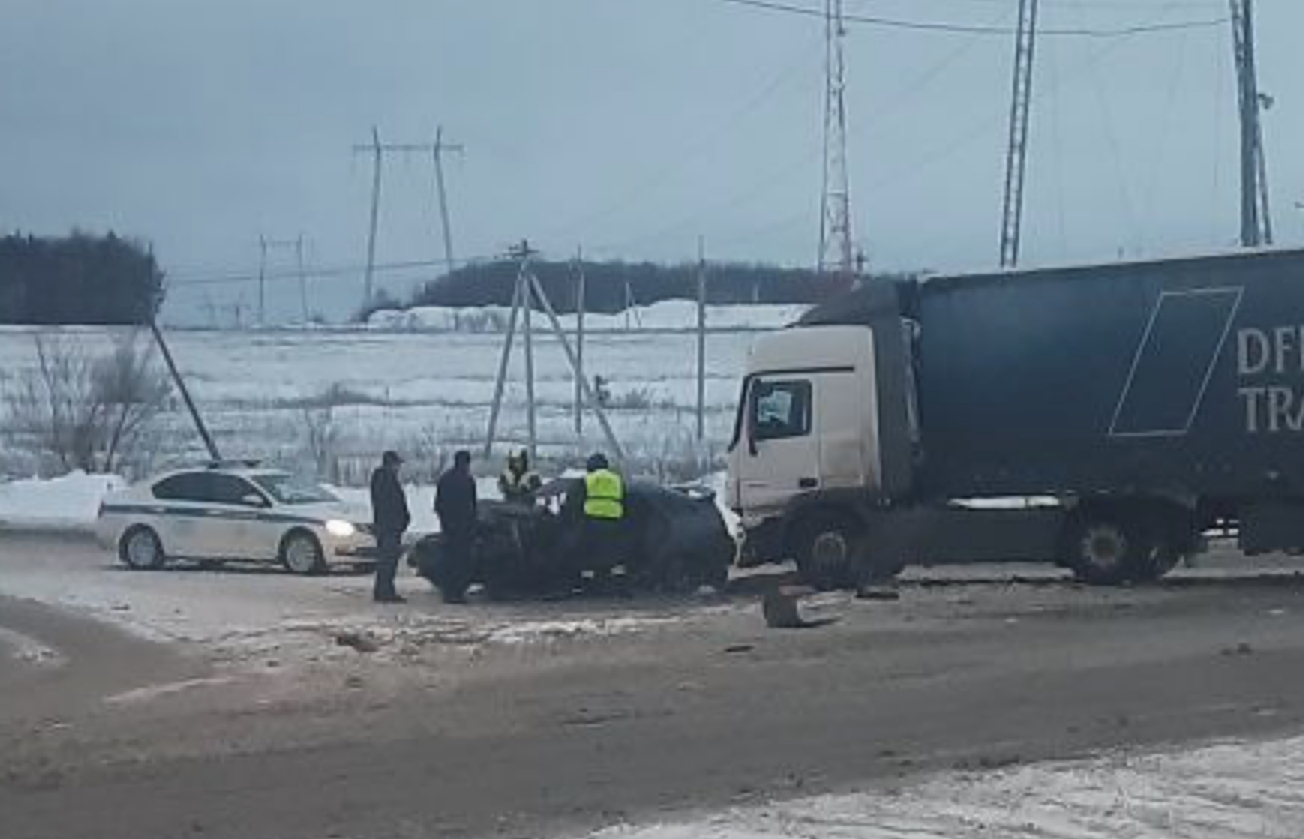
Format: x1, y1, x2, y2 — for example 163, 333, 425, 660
392, 259, 912, 315
0, 232, 165, 325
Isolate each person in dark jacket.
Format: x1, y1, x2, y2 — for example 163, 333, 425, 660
435, 450, 478, 604
370, 450, 411, 603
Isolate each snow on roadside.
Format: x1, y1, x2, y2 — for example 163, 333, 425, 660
587, 735, 1304, 839
0, 471, 735, 537
0, 471, 125, 532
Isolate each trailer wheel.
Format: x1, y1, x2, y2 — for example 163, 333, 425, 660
1128, 513, 1192, 583
1129, 543, 1182, 584
1062, 512, 1144, 586
792, 513, 858, 591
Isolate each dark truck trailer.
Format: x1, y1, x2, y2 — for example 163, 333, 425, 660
728, 248, 1304, 587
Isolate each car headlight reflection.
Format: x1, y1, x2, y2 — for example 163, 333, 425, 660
325, 519, 357, 538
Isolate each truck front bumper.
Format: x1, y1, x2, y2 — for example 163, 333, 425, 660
737, 516, 787, 568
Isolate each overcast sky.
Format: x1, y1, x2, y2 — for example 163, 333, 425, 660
1, 0, 1301, 323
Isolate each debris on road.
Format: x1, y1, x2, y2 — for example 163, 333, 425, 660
335, 632, 381, 654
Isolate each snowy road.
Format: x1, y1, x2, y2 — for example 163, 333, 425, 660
5, 533, 1304, 839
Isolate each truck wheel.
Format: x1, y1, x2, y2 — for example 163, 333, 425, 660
1062, 513, 1143, 586
793, 514, 858, 591
1129, 543, 1182, 584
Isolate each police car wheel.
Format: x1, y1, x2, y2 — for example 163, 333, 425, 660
120, 525, 166, 571
281, 531, 326, 576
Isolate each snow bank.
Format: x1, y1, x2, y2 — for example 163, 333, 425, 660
0, 471, 126, 532
0, 472, 734, 537
586, 734, 1304, 839
367, 301, 808, 333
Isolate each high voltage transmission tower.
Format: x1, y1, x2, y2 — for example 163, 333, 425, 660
999, 0, 1039, 269
352, 126, 465, 308
1230, 0, 1273, 247
818, 0, 856, 291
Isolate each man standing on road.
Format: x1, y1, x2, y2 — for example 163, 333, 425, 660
556, 452, 628, 595
435, 450, 478, 604
370, 450, 410, 604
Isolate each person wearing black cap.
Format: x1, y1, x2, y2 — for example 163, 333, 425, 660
434, 450, 478, 604
370, 450, 410, 603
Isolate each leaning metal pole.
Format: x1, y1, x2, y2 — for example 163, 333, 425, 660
526, 272, 626, 464
149, 319, 220, 461
482, 273, 525, 459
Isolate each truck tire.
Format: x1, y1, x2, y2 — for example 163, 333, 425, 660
792, 513, 858, 591
1128, 510, 1193, 583
1061, 512, 1144, 586
1129, 542, 1182, 584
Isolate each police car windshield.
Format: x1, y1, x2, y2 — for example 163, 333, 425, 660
251, 474, 338, 505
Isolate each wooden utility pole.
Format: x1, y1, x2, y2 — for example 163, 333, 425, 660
696, 236, 708, 442
574, 247, 586, 439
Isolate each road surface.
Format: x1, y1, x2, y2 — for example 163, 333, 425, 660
3, 533, 1304, 838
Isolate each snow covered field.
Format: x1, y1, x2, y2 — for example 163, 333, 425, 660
587, 735, 1304, 839
0, 304, 797, 483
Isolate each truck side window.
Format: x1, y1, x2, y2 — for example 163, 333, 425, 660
752, 380, 812, 441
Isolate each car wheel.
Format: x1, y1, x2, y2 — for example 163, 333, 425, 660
120, 525, 166, 571
792, 512, 858, 591
280, 530, 326, 576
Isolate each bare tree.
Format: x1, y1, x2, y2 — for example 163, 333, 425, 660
4, 332, 171, 474
94, 335, 172, 473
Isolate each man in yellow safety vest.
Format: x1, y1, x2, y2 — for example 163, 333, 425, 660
581, 453, 624, 523
555, 452, 627, 594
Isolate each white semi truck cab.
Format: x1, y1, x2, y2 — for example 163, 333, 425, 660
727, 251, 1304, 589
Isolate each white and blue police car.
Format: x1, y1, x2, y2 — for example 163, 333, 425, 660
95, 462, 373, 575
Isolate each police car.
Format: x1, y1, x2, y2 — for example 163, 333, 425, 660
95, 462, 374, 574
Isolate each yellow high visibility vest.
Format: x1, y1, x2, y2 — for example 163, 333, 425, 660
584, 470, 624, 520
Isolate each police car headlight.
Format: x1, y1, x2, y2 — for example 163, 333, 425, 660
325, 519, 356, 538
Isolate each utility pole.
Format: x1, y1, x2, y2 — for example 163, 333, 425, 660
484, 240, 624, 464
818, 0, 856, 294
433, 126, 465, 278
149, 320, 220, 461
258, 236, 309, 324
357, 126, 384, 307
353, 127, 463, 308
522, 246, 537, 461
295, 235, 308, 322
257, 235, 268, 326
696, 236, 708, 442
1230, 0, 1273, 247
574, 247, 586, 439
999, 0, 1039, 269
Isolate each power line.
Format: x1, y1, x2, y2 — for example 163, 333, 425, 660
166, 254, 498, 291
707, 0, 1229, 36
